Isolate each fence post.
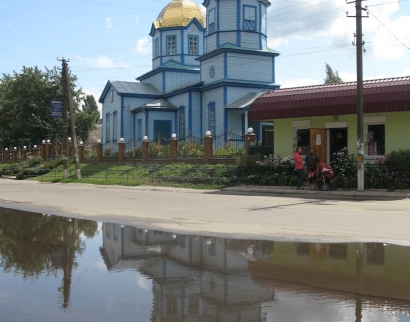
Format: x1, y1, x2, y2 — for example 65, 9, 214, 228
118, 138, 125, 162
78, 141, 84, 163
22, 146, 27, 161
67, 137, 73, 158
33, 145, 38, 157
45, 140, 51, 160
204, 131, 213, 163
12, 147, 18, 163
170, 134, 178, 162
96, 140, 103, 162
4, 149, 9, 164
41, 141, 46, 160
245, 128, 256, 156
142, 136, 150, 163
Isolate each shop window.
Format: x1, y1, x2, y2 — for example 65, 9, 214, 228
295, 128, 310, 155
366, 124, 385, 156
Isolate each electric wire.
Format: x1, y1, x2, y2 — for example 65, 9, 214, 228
367, 8, 410, 50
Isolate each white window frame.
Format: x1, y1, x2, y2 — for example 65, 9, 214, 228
189, 36, 198, 55
167, 36, 176, 56
209, 107, 215, 135
208, 8, 216, 34
243, 6, 256, 31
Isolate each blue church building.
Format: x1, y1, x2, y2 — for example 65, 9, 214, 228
99, 0, 280, 148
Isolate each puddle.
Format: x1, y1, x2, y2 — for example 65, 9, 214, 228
0, 207, 409, 321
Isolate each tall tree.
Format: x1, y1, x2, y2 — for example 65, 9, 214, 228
0, 66, 95, 148
324, 63, 343, 84
82, 94, 101, 124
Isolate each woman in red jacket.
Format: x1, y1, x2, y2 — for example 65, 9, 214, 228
294, 146, 304, 190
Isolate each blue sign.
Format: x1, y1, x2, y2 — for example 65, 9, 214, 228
51, 101, 63, 118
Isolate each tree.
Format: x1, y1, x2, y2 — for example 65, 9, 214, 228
324, 63, 343, 84
82, 94, 101, 124
0, 66, 95, 148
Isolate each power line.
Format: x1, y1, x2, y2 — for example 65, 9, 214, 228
367, 8, 410, 50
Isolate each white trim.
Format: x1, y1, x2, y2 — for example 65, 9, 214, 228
325, 121, 347, 129
291, 120, 311, 128
364, 116, 386, 124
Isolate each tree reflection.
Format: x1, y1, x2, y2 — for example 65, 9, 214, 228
0, 207, 98, 308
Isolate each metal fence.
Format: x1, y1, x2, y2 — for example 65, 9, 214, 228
178, 133, 204, 159
212, 131, 245, 158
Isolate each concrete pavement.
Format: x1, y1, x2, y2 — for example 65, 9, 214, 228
1, 179, 410, 245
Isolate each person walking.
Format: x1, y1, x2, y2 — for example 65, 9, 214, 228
294, 146, 304, 190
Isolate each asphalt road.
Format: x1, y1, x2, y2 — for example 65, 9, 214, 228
1, 180, 409, 245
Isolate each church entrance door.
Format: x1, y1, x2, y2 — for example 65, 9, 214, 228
154, 120, 171, 144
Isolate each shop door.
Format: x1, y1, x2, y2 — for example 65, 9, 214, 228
310, 129, 327, 163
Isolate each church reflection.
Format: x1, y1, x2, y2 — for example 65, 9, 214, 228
100, 223, 410, 321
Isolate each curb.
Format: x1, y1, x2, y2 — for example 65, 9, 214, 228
221, 186, 410, 201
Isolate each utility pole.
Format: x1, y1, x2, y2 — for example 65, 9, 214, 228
59, 59, 68, 179
61, 59, 81, 179
347, 0, 368, 192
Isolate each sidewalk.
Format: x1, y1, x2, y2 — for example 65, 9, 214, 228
221, 184, 410, 200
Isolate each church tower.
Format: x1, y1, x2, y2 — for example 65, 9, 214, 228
202, 0, 270, 52
149, 0, 206, 69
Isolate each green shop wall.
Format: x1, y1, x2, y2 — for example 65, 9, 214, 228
272, 111, 410, 159
385, 112, 410, 153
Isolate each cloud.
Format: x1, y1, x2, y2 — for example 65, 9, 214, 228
136, 275, 151, 291
134, 37, 151, 54
106, 17, 113, 29
367, 14, 410, 60
87, 55, 114, 68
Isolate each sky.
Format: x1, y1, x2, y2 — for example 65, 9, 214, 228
1, 0, 409, 112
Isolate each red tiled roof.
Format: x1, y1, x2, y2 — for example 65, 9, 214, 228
249, 76, 410, 120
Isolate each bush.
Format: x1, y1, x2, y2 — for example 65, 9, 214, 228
242, 154, 298, 186
331, 148, 357, 189
364, 150, 410, 191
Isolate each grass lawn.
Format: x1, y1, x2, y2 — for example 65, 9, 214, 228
29, 162, 243, 190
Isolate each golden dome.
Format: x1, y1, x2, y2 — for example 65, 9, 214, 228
154, 0, 206, 29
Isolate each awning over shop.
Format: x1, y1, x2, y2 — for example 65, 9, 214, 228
249, 76, 410, 121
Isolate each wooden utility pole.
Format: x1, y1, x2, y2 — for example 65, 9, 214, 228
59, 59, 68, 179
62, 59, 81, 179
347, 0, 368, 192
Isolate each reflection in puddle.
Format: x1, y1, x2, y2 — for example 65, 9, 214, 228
0, 207, 409, 321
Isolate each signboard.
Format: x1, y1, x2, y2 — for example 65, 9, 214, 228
51, 101, 63, 118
